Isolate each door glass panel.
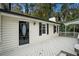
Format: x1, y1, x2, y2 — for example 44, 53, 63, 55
22, 24, 26, 36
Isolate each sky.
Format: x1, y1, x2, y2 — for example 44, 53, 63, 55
53, 3, 79, 13
53, 4, 62, 12
69, 3, 79, 9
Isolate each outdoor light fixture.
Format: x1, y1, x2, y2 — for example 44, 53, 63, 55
33, 22, 36, 25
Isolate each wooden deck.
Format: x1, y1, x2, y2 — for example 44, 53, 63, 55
0, 37, 77, 56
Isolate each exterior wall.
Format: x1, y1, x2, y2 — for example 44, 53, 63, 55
0, 13, 2, 52
0, 13, 1, 42
0, 15, 59, 53
49, 24, 59, 39
30, 22, 48, 44
29, 21, 59, 44
30, 22, 58, 43
1, 16, 19, 52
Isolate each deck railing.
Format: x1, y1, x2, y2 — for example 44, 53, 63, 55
59, 32, 78, 38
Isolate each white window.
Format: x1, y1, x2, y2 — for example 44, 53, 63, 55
39, 23, 49, 36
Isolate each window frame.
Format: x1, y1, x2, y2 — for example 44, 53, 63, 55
39, 23, 48, 36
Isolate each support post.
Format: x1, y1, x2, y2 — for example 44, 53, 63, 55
74, 25, 75, 37
58, 25, 59, 33
56, 25, 57, 34
58, 25, 60, 36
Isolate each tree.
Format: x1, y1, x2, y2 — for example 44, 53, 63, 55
29, 3, 51, 20
11, 3, 22, 13
11, 3, 51, 20
51, 3, 63, 22
60, 3, 79, 32
1, 3, 11, 10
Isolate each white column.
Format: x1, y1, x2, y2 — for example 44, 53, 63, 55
58, 25, 59, 33
74, 25, 75, 37
56, 25, 58, 34
58, 25, 60, 36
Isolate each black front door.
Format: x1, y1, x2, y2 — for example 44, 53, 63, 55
19, 21, 29, 45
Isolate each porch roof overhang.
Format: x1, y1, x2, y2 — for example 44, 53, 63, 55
64, 18, 79, 26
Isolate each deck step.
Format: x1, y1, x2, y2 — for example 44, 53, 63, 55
57, 50, 76, 56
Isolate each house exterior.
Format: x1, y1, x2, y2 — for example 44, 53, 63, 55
0, 8, 59, 53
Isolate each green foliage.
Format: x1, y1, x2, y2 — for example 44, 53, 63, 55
11, 4, 22, 13
1, 3, 10, 10
56, 3, 79, 32
59, 23, 65, 32
11, 3, 51, 21
30, 4, 51, 20
66, 25, 74, 32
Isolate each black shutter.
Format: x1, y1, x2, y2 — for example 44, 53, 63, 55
9, 3, 11, 10
53, 25, 56, 33
39, 22, 42, 36
47, 24, 49, 34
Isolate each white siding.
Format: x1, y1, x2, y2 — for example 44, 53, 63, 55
0, 14, 2, 52
29, 22, 39, 43
1, 16, 19, 52
29, 22, 47, 44
48, 24, 58, 39
29, 22, 58, 44
0, 15, 59, 53
0, 14, 1, 42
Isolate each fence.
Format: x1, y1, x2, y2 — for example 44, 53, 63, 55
59, 32, 78, 38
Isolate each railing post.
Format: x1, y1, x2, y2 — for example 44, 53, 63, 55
65, 25, 66, 37
58, 25, 59, 36
74, 25, 75, 37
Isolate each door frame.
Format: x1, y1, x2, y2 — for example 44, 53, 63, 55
19, 21, 29, 46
